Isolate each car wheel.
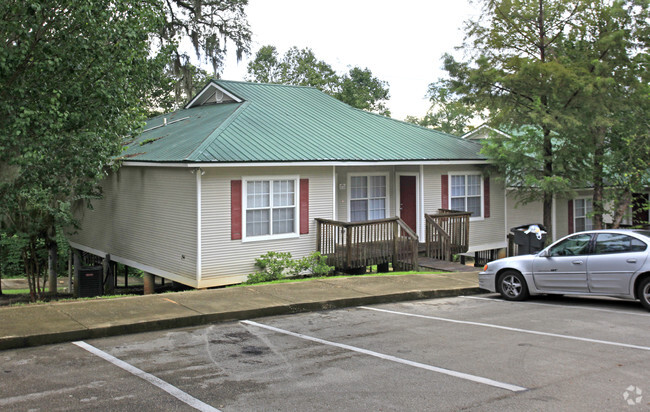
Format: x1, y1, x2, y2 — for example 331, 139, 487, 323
498, 271, 529, 301
638, 277, 650, 311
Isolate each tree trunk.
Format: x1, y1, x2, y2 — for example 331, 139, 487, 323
592, 127, 606, 229
543, 192, 553, 243
47, 238, 58, 295
611, 190, 633, 228
542, 126, 554, 240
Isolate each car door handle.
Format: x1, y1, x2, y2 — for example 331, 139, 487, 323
627, 259, 637, 263
572, 261, 583, 265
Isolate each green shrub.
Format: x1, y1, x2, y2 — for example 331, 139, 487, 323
246, 251, 333, 284
246, 251, 293, 284
295, 251, 334, 277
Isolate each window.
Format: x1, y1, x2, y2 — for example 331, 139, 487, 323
244, 178, 297, 239
594, 233, 647, 254
450, 174, 482, 217
574, 198, 593, 232
549, 233, 592, 256
349, 175, 387, 222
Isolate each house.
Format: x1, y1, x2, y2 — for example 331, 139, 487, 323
66, 80, 646, 289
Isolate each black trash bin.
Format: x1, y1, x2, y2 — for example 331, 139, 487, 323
510, 224, 547, 255
78, 265, 104, 298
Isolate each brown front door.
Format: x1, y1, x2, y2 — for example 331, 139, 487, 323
400, 175, 417, 232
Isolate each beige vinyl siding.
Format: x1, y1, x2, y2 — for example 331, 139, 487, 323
68, 167, 198, 284
506, 193, 544, 232
200, 166, 333, 286
423, 165, 507, 252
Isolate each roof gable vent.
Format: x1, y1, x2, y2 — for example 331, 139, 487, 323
186, 82, 242, 109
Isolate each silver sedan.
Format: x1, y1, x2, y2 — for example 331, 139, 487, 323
479, 229, 650, 310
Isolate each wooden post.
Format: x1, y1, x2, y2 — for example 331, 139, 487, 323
143, 272, 155, 295
345, 226, 352, 270
72, 250, 81, 298
411, 239, 419, 271
392, 221, 399, 270
316, 220, 322, 252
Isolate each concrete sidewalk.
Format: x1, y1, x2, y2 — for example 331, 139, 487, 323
0, 271, 480, 351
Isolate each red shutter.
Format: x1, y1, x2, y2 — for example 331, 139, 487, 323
567, 200, 574, 234
300, 179, 309, 234
231, 180, 242, 240
483, 177, 490, 218
441, 175, 449, 209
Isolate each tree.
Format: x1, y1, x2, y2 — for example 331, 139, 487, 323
148, 63, 212, 115
439, 0, 648, 236
246, 45, 340, 93
246, 45, 391, 115
0, 0, 166, 300
558, 1, 649, 228
405, 81, 479, 135
334, 67, 391, 116
157, 0, 251, 102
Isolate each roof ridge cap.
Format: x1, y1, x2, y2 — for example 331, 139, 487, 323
216, 79, 320, 90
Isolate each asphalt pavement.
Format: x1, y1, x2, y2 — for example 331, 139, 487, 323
0, 271, 480, 351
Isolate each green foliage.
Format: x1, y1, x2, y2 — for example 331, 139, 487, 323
437, 0, 648, 233
147, 63, 213, 115
293, 252, 334, 277
246, 251, 334, 284
155, 0, 251, 104
334, 67, 391, 117
0, 0, 167, 300
405, 82, 479, 135
246, 45, 391, 115
246, 251, 293, 284
0, 232, 26, 279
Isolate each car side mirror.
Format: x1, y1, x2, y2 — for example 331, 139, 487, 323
538, 249, 550, 258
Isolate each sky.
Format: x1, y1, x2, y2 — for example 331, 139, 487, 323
218, 0, 480, 120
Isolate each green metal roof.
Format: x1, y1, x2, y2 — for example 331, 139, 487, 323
122, 80, 487, 163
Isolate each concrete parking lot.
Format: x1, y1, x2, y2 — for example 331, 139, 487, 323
1, 294, 648, 411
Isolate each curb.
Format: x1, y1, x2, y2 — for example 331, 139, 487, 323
0, 287, 481, 351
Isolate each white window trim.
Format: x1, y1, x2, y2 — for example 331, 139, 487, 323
347, 172, 390, 222
448, 172, 484, 222
396, 172, 420, 238
574, 197, 593, 232
242, 175, 300, 243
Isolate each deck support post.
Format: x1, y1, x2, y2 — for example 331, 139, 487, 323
103, 254, 114, 295
143, 272, 155, 295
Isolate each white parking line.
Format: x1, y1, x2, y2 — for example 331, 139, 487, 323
461, 295, 650, 317
359, 307, 650, 351
72, 341, 220, 412
241, 320, 527, 393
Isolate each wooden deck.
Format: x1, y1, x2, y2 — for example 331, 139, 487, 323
316, 217, 419, 272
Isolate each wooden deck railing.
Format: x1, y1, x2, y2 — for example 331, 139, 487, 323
424, 209, 471, 261
315, 217, 419, 272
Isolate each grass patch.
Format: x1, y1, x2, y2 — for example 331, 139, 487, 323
231, 270, 444, 287
2, 288, 68, 295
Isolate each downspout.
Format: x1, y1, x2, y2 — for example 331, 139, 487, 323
504, 187, 508, 247
552, 194, 557, 241
420, 165, 425, 239
332, 166, 337, 219
196, 168, 202, 285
